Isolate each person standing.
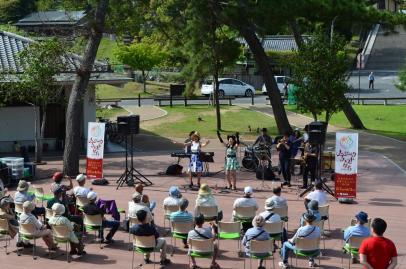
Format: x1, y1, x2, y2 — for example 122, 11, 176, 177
301, 141, 318, 189
253, 128, 272, 147
217, 131, 240, 190
359, 218, 397, 269
368, 72, 375, 90
277, 132, 292, 187
184, 132, 210, 188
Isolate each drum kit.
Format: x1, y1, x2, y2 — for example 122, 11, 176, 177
241, 144, 271, 171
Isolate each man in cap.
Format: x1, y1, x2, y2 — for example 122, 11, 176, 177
279, 213, 321, 268
128, 192, 153, 224
82, 191, 119, 244
163, 186, 182, 207
19, 201, 56, 250
170, 198, 193, 248
130, 210, 171, 266
242, 215, 270, 269
73, 174, 92, 198
14, 180, 45, 217
300, 200, 321, 227
187, 214, 219, 269
304, 180, 328, 207
233, 186, 258, 231
343, 211, 371, 263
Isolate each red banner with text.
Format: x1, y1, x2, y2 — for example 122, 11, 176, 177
335, 173, 357, 199
86, 159, 103, 180
86, 122, 105, 180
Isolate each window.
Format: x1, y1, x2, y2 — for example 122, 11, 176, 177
276, 77, 285, 83
231, 79, 244, 85
220, 79, 233, 84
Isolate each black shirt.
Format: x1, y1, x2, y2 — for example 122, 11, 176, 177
254, 134, 272, 146
82, 202, 105, 216
130, 223, 159, 239
277, 140, 291, 159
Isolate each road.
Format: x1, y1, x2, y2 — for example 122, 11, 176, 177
114, 74, 406, 107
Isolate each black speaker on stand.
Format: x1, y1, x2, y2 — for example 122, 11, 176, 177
116, 115, 152, 189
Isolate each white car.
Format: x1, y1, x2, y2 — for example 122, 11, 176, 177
201, 78, 255, 97
262, 76, 290, 95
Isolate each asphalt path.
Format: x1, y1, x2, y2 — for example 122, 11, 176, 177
115, 74, 406, 107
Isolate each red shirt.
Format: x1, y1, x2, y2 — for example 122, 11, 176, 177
359, 236, 397, 269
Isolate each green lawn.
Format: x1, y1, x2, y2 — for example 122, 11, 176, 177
285, 105, 406, 141
96, 107, 129, 119
96, 81, 170, 99
142, 105, 278, 140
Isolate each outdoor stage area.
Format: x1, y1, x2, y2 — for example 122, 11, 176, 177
0, 141, 405, 269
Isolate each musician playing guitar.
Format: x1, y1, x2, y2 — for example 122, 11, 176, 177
301, 141, 319, 189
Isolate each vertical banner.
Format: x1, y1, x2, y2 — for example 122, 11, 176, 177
86, 122, 105, 180
335, 133, 359, 199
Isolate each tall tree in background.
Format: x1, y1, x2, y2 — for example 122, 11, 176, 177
291, 31, 349, 125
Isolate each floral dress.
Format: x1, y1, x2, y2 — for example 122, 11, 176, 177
189, 141, 204, 173
225, 146, 240, 171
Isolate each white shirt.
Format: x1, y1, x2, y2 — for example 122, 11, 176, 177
233, 197, 259, 209
128, 201, 153, 223
305, 190, 328, 206
191, 141, 200, 152
163, 196, 181, 207
269, 195, 288, 208
73, 186, 91, 197
259, 210, 282, 223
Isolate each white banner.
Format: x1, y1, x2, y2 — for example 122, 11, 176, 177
335, 132, 359, 174
87, 122, 106, 159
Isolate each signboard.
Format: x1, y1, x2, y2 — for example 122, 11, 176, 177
86, 122, 105, 179
335, 133, 359, 199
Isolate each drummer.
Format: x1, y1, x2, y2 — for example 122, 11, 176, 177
253, 128, 272, 147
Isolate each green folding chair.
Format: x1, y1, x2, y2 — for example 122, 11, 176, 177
246, 239, 275, 269
342, 236, 369, 269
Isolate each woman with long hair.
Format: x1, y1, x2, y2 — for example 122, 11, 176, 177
217, 131, 240, 190
184, 132, 210, 188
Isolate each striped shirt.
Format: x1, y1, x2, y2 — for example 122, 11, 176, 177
170, 210, 193, 223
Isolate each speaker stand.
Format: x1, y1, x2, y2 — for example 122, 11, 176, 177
116, 135, 152, 190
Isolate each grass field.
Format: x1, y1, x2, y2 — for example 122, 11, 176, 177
96, 81, 170, 99
141, 105, 278, 140
286, 105, 406, 141
96, 106, 128, 119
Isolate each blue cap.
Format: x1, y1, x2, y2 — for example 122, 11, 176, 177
169, 186, 181, 198
355, 211, 368, 224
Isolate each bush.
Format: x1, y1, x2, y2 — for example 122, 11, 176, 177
0, 0, 36, 23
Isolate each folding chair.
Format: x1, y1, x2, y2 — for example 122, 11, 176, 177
163, 204, 179, 231
171, 220, 193, 254
342, 236, 369, 269
196, 206, 218, 222
132, 235, 157, 269
83, 213, 103, 249
34, 187, 52, 207
218, 221, 242, 252
246, 239, 275, 269
0, 218, 11, 254
273, 206, 288, 231
14, 203, 24, 217
45, 208, 53, 222
188, 238, 214, 268
18, 222, 41, 259
50, 224, 71, 263
234, 206, 257, 229
75, 196, 90, 214
128, 216, 140, 250
292, 237, 321, 268
263, 221, 284, 246
318, 204, 330, 231
313, 220, 326, 249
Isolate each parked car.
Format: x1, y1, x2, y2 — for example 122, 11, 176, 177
201, 78, 255, 97
262, 76, 290, 95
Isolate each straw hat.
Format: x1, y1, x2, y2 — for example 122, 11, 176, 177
198, 184, 211, 196
17, 180, 29, 192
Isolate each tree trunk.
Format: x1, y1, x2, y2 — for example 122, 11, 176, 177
142, 70, 147, 93
289, 20, 304, 49
342, 100, 366, 129
239, 26, 292, 134
63, 0, 109, 176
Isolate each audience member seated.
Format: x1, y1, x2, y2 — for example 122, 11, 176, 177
48, 203, 86, 256
129, 193, 153, 224
242, 215, 270, 269
304, 180, 328, 208
360, 218, 397, 269
130, 210, 171, 266
163, 186, 182, 207
82, 191, 119, 244
233, 186, 258, 231
187, 214, 220, 269
73, 174, 92, 198
0, 196, 19, 242
195, 184, 222, 220
51, 172, 73, 193
19, 201, 57, 250
259, 199, 287, 242
14, 180, 45, 217
300, 200, 321, 227
134, 183, 156, 210
343, 211, 371, 264
170, 198, 193, 248
268, 187, 287, 208
279, 213, 321, 268
47, 184, 83, 226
